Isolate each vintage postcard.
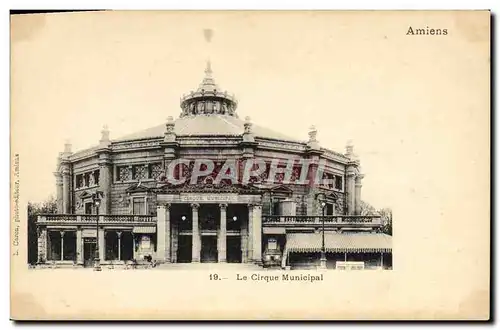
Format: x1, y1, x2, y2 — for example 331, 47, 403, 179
10, 10, 490, 320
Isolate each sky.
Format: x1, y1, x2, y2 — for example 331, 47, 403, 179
11, 11, 489, 211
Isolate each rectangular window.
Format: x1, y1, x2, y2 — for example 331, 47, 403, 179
272, 201, 281, 216
326, 203, 334, 216
84, 202, 93, 215
76, 174, 83, 188
133, 198, 146, 215
118, 166, 130, 181
335, 175, 343, 190
149, 163, 163, 180
132, 165, 147, 180
94, 170, 100, 185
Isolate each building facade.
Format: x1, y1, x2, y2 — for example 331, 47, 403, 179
36, 63, 392, 269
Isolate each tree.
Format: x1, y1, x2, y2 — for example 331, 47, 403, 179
360, 200, 393, 236
378, 208, 393, 236
360, 200, 377, 216
27, 196, 57, 264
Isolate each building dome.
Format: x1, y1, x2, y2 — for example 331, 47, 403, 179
179, 61, 238, 118
116, 62, 300, 142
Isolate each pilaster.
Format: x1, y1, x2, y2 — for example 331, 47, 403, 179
98, 227, 105, 261
37, 227, 47, 263
355, 174, 364, 215
61, 164, 71, 214
252, 204, 262, 263
156, 204, 171, 263
240, 211, 248, 263
346, 166, 356, 215
191, 203, 200, 263
76, 228, 83, 264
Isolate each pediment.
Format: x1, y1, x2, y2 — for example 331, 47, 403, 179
269, 184, 294, 194
78, 191, 93, 199
126, 181, 152, 193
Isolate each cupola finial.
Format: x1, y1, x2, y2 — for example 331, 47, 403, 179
179, 61, 238, 118
205, 60, 212, 77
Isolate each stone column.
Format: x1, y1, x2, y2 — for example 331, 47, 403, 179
156, 204, 171, 263
165, 204, 171, 263
98, 126, 112, 214
346, 168, 356, 215
61, 165, 71, 214
252, 204, 262, 263
247, 204, 254, 261
156, 205, 166, 261
240, 212, 248, 263
98, 162, 112, 214
354, 174, 364, 215
60, 231, 65, 261
99, 227, 105, 261
191, 203, 200, 263
117, 231, 122, 261
132, 233, 137, 260
76, 228, 83, 264
218, 204, 227, 263
37, 227, 47, 263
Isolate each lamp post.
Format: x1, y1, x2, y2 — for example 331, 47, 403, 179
93, 191, 103, 271
316, 193, 327, 269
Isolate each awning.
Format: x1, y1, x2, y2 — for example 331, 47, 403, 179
286, 232, 392, 253
133, 226, 156, 234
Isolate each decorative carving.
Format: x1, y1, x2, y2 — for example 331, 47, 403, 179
335, 198, 344, 214
179, 139, 239, 146
89, 172, 95, 186
166, 116, 175, 133
118, 194, 130, 207
77, 175, 85, 188
257, 140, 306, 152
308, 125, 318, 142
191, 203, 200, 210
244, 116, 252, 134
112, 140, 161, 151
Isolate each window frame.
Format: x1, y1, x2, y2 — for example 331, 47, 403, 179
130, 195, 148, 215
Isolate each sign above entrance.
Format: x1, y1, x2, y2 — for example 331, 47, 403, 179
180, 193, 239, 203
157, 193, 261, 204
82, 229, 97, 238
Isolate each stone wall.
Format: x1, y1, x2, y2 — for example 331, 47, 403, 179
65, 138, 351, 216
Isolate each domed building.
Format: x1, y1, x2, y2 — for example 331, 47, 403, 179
37, 62, 392, 270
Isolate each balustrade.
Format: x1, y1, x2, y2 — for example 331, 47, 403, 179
262, 215, 381, 225
38, 214, 156, 224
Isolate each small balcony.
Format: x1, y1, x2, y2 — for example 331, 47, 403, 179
37, 214, 157, 225
262, 215, 382, 229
